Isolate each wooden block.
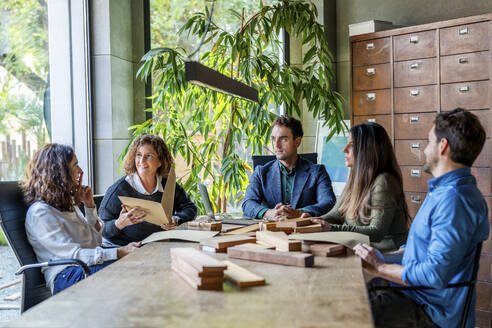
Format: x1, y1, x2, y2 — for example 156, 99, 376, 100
188, 221, 222, 231
309, 243, 346, 257
294, 224, 322, 233
240, 243, 276, 250
171, 255, 224, 277
4, 292, 21, 301
200, 235, 256, 250
259, 222, 277, 231
170, 248, 227, 273
268, 226, 294, 234
224, 224, 260, 235
222, 260, 265, 287
256, 240, 277, 249
276, 217, 313, 228
200, 245, 227, 253
0, 279, 21, 291
171, 264, 223, 291
227, 246, 314, 267
256, 231, 302, 252
221, 224, 244, 233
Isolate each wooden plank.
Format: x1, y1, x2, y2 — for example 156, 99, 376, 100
221, 224, 244, 233
200, 245, 227, 253
4, 292, 21, 301
222, 260, 265, 287
239, 242, 276, 250
170, 248, 227, 273
256, 231, 302, 252
276, 217, 313, 228
171, 255, 224, 277
227, 245, 314, 267
268, 226, 295, 234
259, 222, 277, 231
224, 224, 259, 235
308, 243, 346, 257
188, 221, 222, 231
289, 231, 369, 249
0, 304, 20, 310
171, 264, 223, 291
0, 278, 21, 291
199, 235, 256, 249
294, 224, 322, 233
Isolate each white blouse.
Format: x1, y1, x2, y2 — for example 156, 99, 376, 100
125, 173, 164, 195
25, 201, 118, 293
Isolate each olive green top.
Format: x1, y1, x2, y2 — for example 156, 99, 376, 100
320, 173, 408, 252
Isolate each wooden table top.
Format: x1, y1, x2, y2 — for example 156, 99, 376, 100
5, 242, 374, 328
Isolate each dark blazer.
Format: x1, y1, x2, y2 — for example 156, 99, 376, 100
242, 157, 336, 218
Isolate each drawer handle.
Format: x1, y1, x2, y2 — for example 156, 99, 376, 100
410, 116, 419, 123
409, 36, 419, 44
459, 57, 469, 64
459, 86, 470, 93
411, 143, 420, 149
410, 63, 419, 70
366, 68, 375, 76
366, 93, 376, 101
367, 118, 376, 123
411, 169, 421, 177
366, 42, 375, 50
410, 89, 420, 96
410, 195, 422, 203
459, 27, 469, 35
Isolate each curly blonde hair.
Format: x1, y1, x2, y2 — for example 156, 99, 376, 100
124, 134, 174, 177
21, 144, 79, 212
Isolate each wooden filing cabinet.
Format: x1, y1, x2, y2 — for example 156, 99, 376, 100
350, 13, 492, 327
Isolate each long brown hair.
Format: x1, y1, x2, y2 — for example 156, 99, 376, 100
339, 123, 409, 225
21, 143, 79, 212
124, 134, 174, 177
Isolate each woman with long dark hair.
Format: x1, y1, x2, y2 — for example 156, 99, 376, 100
22, 144, 140, 294
312, 123, 409, 252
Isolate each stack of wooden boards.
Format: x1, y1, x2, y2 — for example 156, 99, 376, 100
224, 217, 323, 236
199, 235, 256, 253
171, 247, 226, 290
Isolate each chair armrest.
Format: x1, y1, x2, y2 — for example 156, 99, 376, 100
15, 259, 90, 278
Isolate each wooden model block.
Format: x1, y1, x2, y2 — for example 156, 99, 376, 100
200, 235, 256, 249
221, 224, 244, 233
188, 221, 222, 231
276, 217, 313, 228
259, 221, 277, 231
222, 260, 265, 287
294, 224, 323, 233
170, 248, 227, 273
256, 231, 302, 252
308, 243, 346, 257
268, 226, 295, 234
227, 245, 314, 267
171, 264, 223, 291
240, 242, 276, 250
224, 223, 260, 235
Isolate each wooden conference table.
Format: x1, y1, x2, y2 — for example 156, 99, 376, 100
6, 242, 374, 328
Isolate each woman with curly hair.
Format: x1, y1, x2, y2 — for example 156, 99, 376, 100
312, 123, 409, 252
22, 144, 140, 294
99, 134, 197, 246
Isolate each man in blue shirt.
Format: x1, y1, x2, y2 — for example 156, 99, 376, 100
354, 108, 489, 328
242, 115, 335, 220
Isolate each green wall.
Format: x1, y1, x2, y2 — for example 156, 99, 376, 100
334, 0, 492, 118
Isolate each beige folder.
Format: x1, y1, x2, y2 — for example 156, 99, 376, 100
118, 166, 176, 225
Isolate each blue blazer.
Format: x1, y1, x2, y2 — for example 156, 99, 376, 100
242, 157, 336, 218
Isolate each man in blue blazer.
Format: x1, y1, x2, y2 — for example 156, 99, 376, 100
242, 115, 336, 220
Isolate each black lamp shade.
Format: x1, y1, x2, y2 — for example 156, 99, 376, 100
185, 61, 259, 103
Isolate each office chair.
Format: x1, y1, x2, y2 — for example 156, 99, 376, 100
0, 181, 89, 312
252, 152, 318, 169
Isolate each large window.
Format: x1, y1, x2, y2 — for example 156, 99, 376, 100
0, 0, 50, 180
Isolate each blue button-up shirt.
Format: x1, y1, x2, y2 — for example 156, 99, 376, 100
401, 168, 489, 328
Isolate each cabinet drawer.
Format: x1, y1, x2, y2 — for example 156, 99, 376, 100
353, 115, 392, 136
394, 85, 439, 113
394, 113, 435, 139
395, 140, 428, 166
441, 80, 490, 111
440, 21, 489, 56
472, 167, 491, 196
353, 63, 391, 91
402, 166, 431, 192
394, 30, 437, 61
353, 38, 391, 66
353, 89, 391, 116
475, 138, 490, 168
441, 51, 490, 83
404, 192, 426, 219
394, 58, 437, 88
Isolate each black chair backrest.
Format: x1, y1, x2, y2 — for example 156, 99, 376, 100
0, 181, 51, 312
252, 153, 318, 170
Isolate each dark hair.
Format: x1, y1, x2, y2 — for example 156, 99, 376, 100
124, 134, 174, 176
339, 123, 410, 225
272, 115, 304, 139
434, 108, 486, 167
22, 143, 79, 212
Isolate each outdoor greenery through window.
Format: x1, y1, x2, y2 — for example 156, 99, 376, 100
0, 0, 50, 182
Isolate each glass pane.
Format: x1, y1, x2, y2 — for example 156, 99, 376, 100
0, 0, 50, 181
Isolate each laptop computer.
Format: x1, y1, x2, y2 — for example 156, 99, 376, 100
197, 183, 259, 225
